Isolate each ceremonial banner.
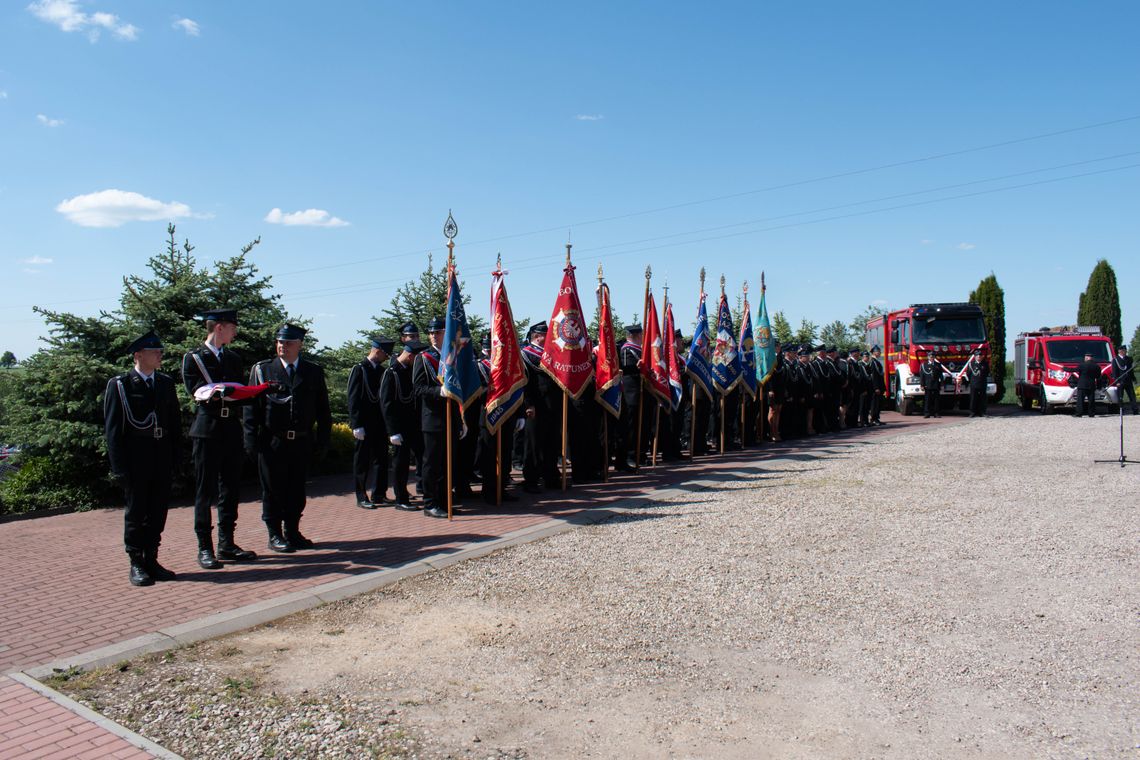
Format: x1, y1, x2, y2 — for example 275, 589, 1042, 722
541, 264, 594, 399
711, 292, 741, 394
594, 281, 622, 418
755, 285, 777, 386
686, 294, 715, 401
485, 270, 527, 434
663, 299, 684, 411
439, 265, 484, 412
738, 300, 757, 399
641, 290, 671, 403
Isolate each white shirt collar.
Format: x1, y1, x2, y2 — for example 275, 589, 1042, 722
279, 357, 298, 372
137, 370, 155, 382
204, 340, 222, 359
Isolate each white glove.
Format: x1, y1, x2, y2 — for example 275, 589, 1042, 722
352, 427, 366, 441
515, 417, 526, 432
459, 420, 469, 440
389, 433, 403, 446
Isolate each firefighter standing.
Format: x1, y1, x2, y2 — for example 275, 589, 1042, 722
964, 348, 989, 418
1072, 351, 1101, 418
1111, 344, 1137, 415
921, 351, 945, 418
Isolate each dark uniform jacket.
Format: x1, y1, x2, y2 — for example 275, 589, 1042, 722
1073, 360, 1102, 390
104, 369, 182, 477
381, 359, 420, 439
870, 358, 887, 393
412, 347, 460, 433
521, 344, 560, 413
182, 344, 248, 438
620, 341, 643, 404
347, 359, 386, 432
964, 358, 989, 390
1111, 354, 1135, 385
243, 357, 332, 452
920, 361, 945, 391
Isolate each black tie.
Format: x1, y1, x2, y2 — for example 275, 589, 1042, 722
287, 364, 296, 384
145, 377, 155, 396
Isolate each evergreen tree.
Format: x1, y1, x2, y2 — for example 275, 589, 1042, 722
0, 225, 293, 512
848, 304, 889, 340
819, 320, 858, 350
968, 273, 1007, 401
1130, 324, 1140, 354
792, 319, 818, 347
771, 311, 793, 346
1076, 259, 1123, 347
371, 253, 486, 342
0, 351, 16, 368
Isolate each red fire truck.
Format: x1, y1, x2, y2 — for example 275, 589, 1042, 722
865, 302, 996, 416
1013, 326, 1115, 413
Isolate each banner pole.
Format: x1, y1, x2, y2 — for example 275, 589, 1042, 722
602, 414, 609, 482
651, 405, 660, 468
635, 265, 651, 472
720, 396, 726, 454
741, 391, 746, 448
689, 384, 698, 459
561, 391, 569, 490
496, 428, 502, 507
446, 398, 454, 520
759, 384, 766, 447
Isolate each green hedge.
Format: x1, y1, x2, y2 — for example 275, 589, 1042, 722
0, 456, 106, 516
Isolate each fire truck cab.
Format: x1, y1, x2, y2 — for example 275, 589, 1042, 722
1013, 326, 1115, 413
866, 302, 996, 416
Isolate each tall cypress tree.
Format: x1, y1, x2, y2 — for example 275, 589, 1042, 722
1076, 259, 1123, 347
969, 274, 1006, 400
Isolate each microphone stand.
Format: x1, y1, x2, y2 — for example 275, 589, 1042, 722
1093, 379, 1136, 468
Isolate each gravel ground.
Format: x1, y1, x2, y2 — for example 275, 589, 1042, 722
54, 414, 1139, 759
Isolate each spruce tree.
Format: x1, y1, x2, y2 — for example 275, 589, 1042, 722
372, 253, 486, 341
771, 311, 793, 346
792, 319, 818, 347
1076, 259, 1123, 347
968, 273, 1007, 401
1130, 324, 1140, 354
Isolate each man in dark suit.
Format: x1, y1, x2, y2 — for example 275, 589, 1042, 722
520, 323, 562, 490
413, 317, 459, 518
105, 331, 183, 586
1072, 351, 1101, 418
921, 351, 945, 418
244, 324, 332, 551
1111, 344, 1137, 415
182, 308, 258, 570
381, 340, 426, 510
617, 324, 644, 469
347, 337, 394, 509
963, 349, 989, 418
868, 345, 887, 425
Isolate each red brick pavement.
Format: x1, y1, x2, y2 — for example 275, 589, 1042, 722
0, 410, 962, 676
0, 675, 154, 759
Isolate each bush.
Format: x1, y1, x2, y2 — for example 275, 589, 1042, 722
0, 455, 106, 515
310, 423, 356, 476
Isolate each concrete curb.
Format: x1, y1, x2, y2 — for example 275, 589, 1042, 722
8, 671, 184, 759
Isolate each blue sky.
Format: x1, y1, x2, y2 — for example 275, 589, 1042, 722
1, 1, 1137, 362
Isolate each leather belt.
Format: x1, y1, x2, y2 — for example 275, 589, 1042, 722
275, 429, 308, 440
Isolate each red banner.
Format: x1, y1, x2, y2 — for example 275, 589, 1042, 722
640, 290, 671, 403
485, 270, 527, 434
541, 265, 595, 399
662, 299, 684, 411
594, 282, 622, 417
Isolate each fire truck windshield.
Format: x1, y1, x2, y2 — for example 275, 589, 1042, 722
1044, 340, 1112, 364
911, 316, 985, 344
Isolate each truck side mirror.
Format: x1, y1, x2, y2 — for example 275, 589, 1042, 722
1027, 359, 1041, 370
889, 329, 898, 344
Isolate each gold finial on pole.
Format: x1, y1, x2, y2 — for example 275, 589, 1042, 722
443, 210, 458, 268
742, 280, 749, 309
565, 241, 572, 267
646, 265, 652, 282
720, 274, 726, 295
699, 266, 706, 296
761, 270, 766, 293
496, 251, 502, 271
597, 262, 604, 286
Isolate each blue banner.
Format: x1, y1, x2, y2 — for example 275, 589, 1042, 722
439, 267, 484, 412
755, 289, 777, 386
739, 303, 757, 399
711, 293, 741, 394
686, 295, 715, 401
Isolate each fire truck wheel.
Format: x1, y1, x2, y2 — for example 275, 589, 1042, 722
897, 389, 914, 416
1037, 385, 1052, 415
1018, 387, 1033, 411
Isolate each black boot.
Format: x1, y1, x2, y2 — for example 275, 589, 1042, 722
128, 550, 154, 587
284, 521, 315, 549
267, 522, 295, 553
146, 548, 177, 582
217, 530, 258, 562
197, 536, 223, 569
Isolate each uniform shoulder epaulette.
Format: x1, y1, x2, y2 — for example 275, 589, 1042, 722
156, 371, 174, 381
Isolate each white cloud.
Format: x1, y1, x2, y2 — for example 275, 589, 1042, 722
173, 17, 199, 36
56, 189, 196, 228
575, 114, 604, 121
27, 0, 139, 42
0, 90, 8, 99
36, 113, 64, 127
264, 208, 350, 227
920, 239, 933, 245
22, 255, 53, 265
956, 242, 977, 250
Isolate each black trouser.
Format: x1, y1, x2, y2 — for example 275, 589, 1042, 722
869, 392, 882, 423
353, 424, 388, 502
570, 399, 602, 479
691, 394, 711, 454
258, 435, 312, 531
389, 431, 423, 503
1074, 388, 1096, 416
122, 439, 173, 555
924, 389, 940, 416
192, 428, 244, 545
857, 392, 870, 425
1119, 382, 1138, 413
421, 429, 445, 508
969, 386, 988, 416
523, 411, 560, 486
456, 404, 480, 490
